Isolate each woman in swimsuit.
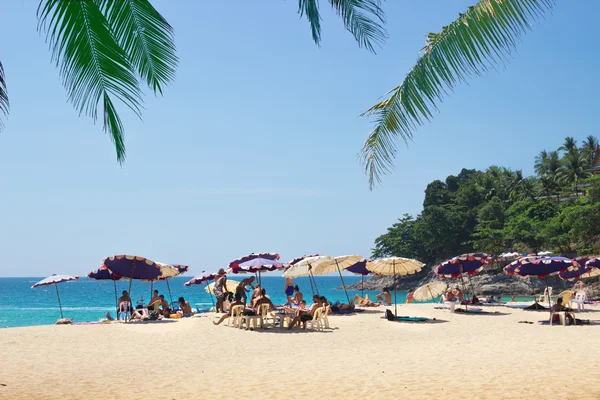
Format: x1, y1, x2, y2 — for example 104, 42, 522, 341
293, 285, 303, 305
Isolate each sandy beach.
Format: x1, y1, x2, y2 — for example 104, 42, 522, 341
2, 304, 600, 400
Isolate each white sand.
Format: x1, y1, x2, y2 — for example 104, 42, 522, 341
2, 304, 600, 400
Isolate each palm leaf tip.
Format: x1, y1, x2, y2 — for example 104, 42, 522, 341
38, 0, 143, 162
98, 0, 178, 96
328, 0, 387, 53
298, 0, 322, 45
0, 61, 8, 131
360, 0, 554, 188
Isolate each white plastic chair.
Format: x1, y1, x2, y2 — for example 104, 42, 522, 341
541, 286, 553, 305
118, 301, 131, 321
571, 291, 587, 312
258, 304, 280, 328
550, 310, 567, 326
306, 307, 325, 331
445, 301, 456, 312
228, 305, 244, 328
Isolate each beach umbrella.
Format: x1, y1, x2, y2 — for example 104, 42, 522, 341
435, 253, 488, 278
31, 274, 79, 319
346, 259, 374, 297
228, 252, 280, 267
153, 263, 188, 306
103, 255, 161, 305
369, 257, 424, 316
283, 254, 320, 296
235, 257, 286, 285
88, 266, 122, 317
205, 279, 238, 295
283, 255, 334, 296
558, 257, 593, 281
413, 281, 447, 302
308, 255, 362, 303
538, 250, 553, 256
184, 273, 217, 306
514, 256, 578, 310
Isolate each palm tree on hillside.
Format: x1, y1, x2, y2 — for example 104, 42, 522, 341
558, 136, 578, 155
581, 135, 599, 167
0, 0, 386, 161
557, 151, 588, 194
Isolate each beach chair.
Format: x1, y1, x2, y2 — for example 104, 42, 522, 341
118, 301, 131, 321
306, 307, 325, 331
572, 291, 587, 312
557, 291, 573, 307
240, 312, 260, 330
258, 304, 281, 328
549, 309, 567, 326
539, 287, 553, 304
228, 305, 244, 328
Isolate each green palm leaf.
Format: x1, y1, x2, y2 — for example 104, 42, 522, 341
0, 61, 8, 131
360, 0, 554, 189
98, 0, 178, 95
38, 0, 143, 162
298, 0, 386, 52
328, 0, 386, 52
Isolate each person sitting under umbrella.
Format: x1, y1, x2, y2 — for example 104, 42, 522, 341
551, 297, 575, 325
236, 277, 256, 304
148, 290, 162, 311
177, 297, 195, 317
159, 295, 171, 316
375, 288, 392, 306
293, 285, 303, 306
254, 288, 276, 315
249, 284, 261, 305
287, 295, 321, 330
117, 290, 132, 311
453, 286, 465, 302
213, 293, 245, 326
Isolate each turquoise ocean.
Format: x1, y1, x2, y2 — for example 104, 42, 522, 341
0, 275, 406, 328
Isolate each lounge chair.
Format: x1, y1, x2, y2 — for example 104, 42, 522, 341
549, 310, 568, 326
258, 304, 280, 328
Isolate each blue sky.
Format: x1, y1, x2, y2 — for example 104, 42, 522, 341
0, 1, 598, 277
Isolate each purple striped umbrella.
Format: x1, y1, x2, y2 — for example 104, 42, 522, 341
103, 255, 162, 307
436, 253, 489, 278
346, 259, 373, 297
184, 273, 217, 306
88, 266, 122, 317
228, 253, 280, 267
31, 274, 79, 319
559, 256, 593, 281
514, 256, 578, 311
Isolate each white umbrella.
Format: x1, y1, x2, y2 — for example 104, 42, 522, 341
538, 251, 553, 256
31, 274, 79, 319
311, 255, 362, 303
413, 281, 447, 302
283, 255, 333, 296
370, 257, 424, 316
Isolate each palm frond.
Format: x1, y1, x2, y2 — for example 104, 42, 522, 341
360, 0, 554, 189
38, 0, 143, 162
328, 0, 387, 53
98, 0, 178, 95
298, 0, 322, 45
0, 61, 8, 131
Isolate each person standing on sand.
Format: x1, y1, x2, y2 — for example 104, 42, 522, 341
214, 269, 227, 313
285, 277, 295, 305
236, 276, 255, 304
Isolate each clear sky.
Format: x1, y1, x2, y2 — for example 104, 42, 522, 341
0, 1, 598, 277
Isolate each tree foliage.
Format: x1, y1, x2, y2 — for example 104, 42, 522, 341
372, 135, 600, 265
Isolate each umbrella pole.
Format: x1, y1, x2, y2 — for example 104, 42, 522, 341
307, 272, 315, 296
310, 270, 320, 297
361, 275, 364, 298
55, 284, 64, 319
393, 261, 397, 317
128, 259, 136, 300
205, 282, 215, 307
545, 276, 552, 318
113, 280, 118, 318
459, 274, 468, 311
335, 262, 351, 304
150, 281, 154, 300
166, 278, 174, 306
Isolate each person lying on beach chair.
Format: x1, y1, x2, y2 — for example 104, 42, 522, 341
288, 295, 321, 330
353, 294, 380, 307
375, 288, 392, 306
131, 308, 150, 321
328, 299, 355, 313
213, 293, 245, 325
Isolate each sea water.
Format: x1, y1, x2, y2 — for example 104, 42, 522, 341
0, 276, 405, 328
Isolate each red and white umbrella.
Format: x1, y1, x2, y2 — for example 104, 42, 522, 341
31, 274, 79, 319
